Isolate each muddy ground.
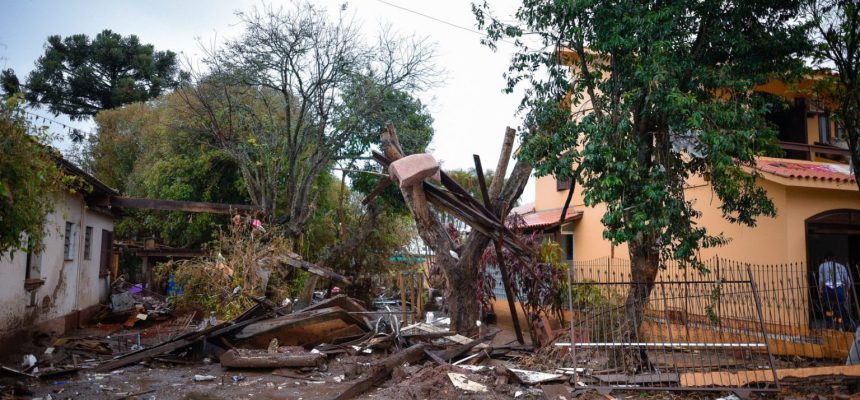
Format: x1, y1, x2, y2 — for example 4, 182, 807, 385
3, 322, 859, 399
8, 358, 859, 400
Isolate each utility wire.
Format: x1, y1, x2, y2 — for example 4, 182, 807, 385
21, 109, 96, 139
374, 0, 522, 47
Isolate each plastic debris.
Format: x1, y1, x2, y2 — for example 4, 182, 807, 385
193, 374, 217, 382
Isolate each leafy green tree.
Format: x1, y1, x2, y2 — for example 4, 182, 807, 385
1, 69, 20, 97
476, 0, 809, 369
808, 0, 860, 190
0, 96, 66, 255
182, 2, 436, 241
86, 93, 248, 247
18, 30, 181, 120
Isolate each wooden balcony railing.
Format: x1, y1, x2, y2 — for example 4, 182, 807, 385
779, 141, 851, 160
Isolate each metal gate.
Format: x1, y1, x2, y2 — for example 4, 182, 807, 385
556, 266, 779, 397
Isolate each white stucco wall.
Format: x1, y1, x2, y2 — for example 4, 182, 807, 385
0, 192, 114, 337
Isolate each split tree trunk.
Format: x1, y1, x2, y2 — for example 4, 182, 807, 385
381, 124, 532, 336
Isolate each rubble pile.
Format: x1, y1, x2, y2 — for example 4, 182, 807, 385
0, 289, 598, 399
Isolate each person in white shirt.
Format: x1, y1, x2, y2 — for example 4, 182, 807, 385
818, 252, 852, 330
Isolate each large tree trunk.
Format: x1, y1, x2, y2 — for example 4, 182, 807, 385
615, 235, 660, 373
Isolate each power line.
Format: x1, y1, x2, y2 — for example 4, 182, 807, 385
21, 110, 96, 140
374, 0, 520, 47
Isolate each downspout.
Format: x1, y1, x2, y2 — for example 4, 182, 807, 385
73, 195, 87, 316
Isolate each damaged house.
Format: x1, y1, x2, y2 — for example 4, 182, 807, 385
0, 155, 119, 348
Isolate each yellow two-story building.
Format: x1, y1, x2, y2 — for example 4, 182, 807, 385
490, 76, 859, 357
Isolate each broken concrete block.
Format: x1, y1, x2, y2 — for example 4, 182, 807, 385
389, 154, 440, 188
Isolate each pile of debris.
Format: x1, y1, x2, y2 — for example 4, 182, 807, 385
3, 291, 596, 399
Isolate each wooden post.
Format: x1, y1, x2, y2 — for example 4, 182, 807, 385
141, 256, 151, 289
399, 272, 408, 325
474, 154, 525, 344
411, 272, 418, 323
417, 273, 424, 318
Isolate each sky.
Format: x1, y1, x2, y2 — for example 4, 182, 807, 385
0, 0, 536, 202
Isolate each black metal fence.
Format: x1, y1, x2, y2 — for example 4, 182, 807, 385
571, 257, 859, 363
558, 265, 779, 395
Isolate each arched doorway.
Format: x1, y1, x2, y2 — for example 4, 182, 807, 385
806, 209, 860, 330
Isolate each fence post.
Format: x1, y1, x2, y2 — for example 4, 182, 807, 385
747, 265, 780, 390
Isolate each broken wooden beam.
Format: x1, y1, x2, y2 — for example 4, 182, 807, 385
93, 304, 272, 372
234, 306, 368, 347
110, 196, 260, 214
330, 343, 427, 400
219, 348, 325, 369
261, 254, 351, 284
680, 364, 860, 387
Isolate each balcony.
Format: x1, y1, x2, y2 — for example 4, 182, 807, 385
779, 141, 851, 162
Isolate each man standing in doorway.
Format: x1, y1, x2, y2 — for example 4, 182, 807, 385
818, 252, 852, 330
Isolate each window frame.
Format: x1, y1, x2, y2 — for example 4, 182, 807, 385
83, 226, 93, 260
556, 178, 571, 191
63, 221, 76, 261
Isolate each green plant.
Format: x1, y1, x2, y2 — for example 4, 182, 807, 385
0, 96, 68, 256
156, 223, 294, 319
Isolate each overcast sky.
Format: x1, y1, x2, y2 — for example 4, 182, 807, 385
0, 0, 537, 202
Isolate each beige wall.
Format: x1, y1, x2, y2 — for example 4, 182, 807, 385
534, 171, 860, 264
0, 192, 114, 338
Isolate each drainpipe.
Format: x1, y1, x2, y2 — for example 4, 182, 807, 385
73, 196, 87, 322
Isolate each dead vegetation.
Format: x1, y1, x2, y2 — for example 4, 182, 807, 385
155, 222, 299, 319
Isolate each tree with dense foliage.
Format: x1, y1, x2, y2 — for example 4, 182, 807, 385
808, 0, 860, 190
12, 30, 182, 121
0, 96, 67, 255
84, 93, 248, 248
1, 69, 20, 98
181, 2, 436, 241
475, 0, 809, 370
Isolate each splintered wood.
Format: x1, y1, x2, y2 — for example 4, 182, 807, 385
680, 364, 860, 387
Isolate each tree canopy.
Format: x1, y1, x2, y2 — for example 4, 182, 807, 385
807, 0, 860, 190
16, 30, 182, 120
476, 0, 810, 369
182, 2, 436, 240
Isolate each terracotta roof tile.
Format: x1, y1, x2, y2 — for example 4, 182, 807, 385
756, 158, 854, 184
513, 207, 582, 230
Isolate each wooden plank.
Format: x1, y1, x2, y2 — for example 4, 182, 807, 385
264, 254, 351, 284
641, 319, 854, 359
110, 196, 259, 214
93, 304, 271, 372
219, 348, 325, 369
594, 373, 680, 384
474, 154, 524, 345
330, 343, 427, 400
680, 364, 860, 388
555, 342, 766, 348
234, 307, 369, 347
134, 249, 206, 258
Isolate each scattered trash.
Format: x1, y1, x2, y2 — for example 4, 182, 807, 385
22, 354, 37, 369
193, 374, 217, 382
447, 372, 487, 392
508, 368, 564, 385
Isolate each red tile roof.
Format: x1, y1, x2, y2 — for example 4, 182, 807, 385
511, 205, 582, 230
756, 158, 854, 184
